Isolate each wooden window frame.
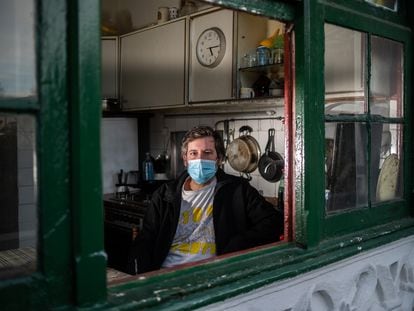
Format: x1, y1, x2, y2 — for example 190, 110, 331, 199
0, 0, 412, 310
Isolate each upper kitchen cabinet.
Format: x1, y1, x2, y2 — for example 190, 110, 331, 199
117, 6, 286, 110
237, 15, 285, 99
101, 36, 119, 100
120, 18, 187, 110
189, 9, 234, 102
189, 9, 286, 103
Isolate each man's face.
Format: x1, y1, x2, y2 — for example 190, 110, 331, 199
183, 137, 218, 167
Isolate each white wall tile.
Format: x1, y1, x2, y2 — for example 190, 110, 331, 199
18, 168, 34, 186
17, 131, 35, 150
18, 186, 35, 205
261, 179, 278, 197
18, 204, 37, 224
18, 150, 34, 168
259, 118, 273, 131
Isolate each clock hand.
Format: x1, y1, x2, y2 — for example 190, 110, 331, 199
208, 45, 220, 55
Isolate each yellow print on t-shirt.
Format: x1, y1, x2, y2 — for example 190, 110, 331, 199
171, 242, 216, 255
181, 204, 213, 225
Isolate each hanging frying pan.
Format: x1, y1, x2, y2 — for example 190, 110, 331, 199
258, 128, 284, 182
226, 125, 261, 177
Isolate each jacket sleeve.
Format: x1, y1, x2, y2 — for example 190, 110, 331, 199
127, 187, 164, 274
222, 181, 283, 253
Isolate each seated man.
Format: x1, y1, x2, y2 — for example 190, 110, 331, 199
128, 125, 283, 274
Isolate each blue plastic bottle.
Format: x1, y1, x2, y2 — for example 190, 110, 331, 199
143, 152, 154, 181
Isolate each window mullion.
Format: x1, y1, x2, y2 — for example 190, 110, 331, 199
367, 33, 373, 208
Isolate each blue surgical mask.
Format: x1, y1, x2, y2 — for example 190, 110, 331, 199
187, 159, 217, 184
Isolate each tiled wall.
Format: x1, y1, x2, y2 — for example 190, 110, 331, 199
149, 106, 285, 197
101, 118, 139, 194
17, 115, 37, 248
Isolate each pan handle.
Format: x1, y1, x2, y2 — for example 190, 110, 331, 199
268, 128, 276, 152
224, 120, 229, 149
265, 128, 276, 154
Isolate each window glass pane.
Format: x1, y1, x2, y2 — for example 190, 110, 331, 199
372, 123, 403, 203
0, 114, 37, 279
364, 0, 398, 11
0, 0, 36, 99
325, 24, 366, 114
325, 122, 368, 213
370, 36, 403, 118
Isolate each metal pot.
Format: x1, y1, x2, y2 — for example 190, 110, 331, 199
226, 126, 261, 176
258, 128, 284, 182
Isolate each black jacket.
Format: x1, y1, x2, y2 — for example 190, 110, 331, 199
128, 169, 283, 274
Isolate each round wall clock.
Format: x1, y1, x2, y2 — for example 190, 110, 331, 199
196, 27, 226, 68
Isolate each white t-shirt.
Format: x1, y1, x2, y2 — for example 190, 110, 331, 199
162, 178, 216, 268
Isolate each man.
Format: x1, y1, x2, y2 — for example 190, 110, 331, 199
128, 125, 283, 274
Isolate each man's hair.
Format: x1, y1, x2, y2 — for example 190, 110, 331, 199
181, 125, 225, 162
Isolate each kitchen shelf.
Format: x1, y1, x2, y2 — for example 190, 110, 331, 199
238, 63, 283, 74
102, 111, 153, 118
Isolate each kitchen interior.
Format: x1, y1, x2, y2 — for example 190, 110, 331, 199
101, 0, 289, 279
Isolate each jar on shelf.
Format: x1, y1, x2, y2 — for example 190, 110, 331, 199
273, 48, 284, 64
180, 0, 197, 16
241, 53, 257, 68
256, 46, 271, 66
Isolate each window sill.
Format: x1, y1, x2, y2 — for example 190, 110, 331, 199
107, 217, 414, 310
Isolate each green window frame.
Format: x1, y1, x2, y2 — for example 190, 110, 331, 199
322, 3, 413, 238
294, 0, 413, 248
0, 0, 413, 310
0, 0, 106, 309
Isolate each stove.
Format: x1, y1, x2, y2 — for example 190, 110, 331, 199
103, 182, 169, 274
104, 191, 149, 229
103, 190, 151, 274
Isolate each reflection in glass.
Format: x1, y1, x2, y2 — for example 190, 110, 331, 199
370, 36, 403, 118
325, 122, 368, 212
372, 123, 403, 202
0, 114, 37, 279
324, 24, 366, 113
364, 0, 398, 11
0, 0, 36, 98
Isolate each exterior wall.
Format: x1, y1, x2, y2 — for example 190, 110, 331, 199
198, 236, 414, 311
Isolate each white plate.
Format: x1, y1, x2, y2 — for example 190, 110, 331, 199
376, 154, 399, 202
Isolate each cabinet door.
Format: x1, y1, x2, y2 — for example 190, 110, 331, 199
120, 19, 186, 110
101, 37, 118, 99
189, 9, 234, 102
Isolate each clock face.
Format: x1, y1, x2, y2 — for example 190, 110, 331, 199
196, 27, 226, 68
